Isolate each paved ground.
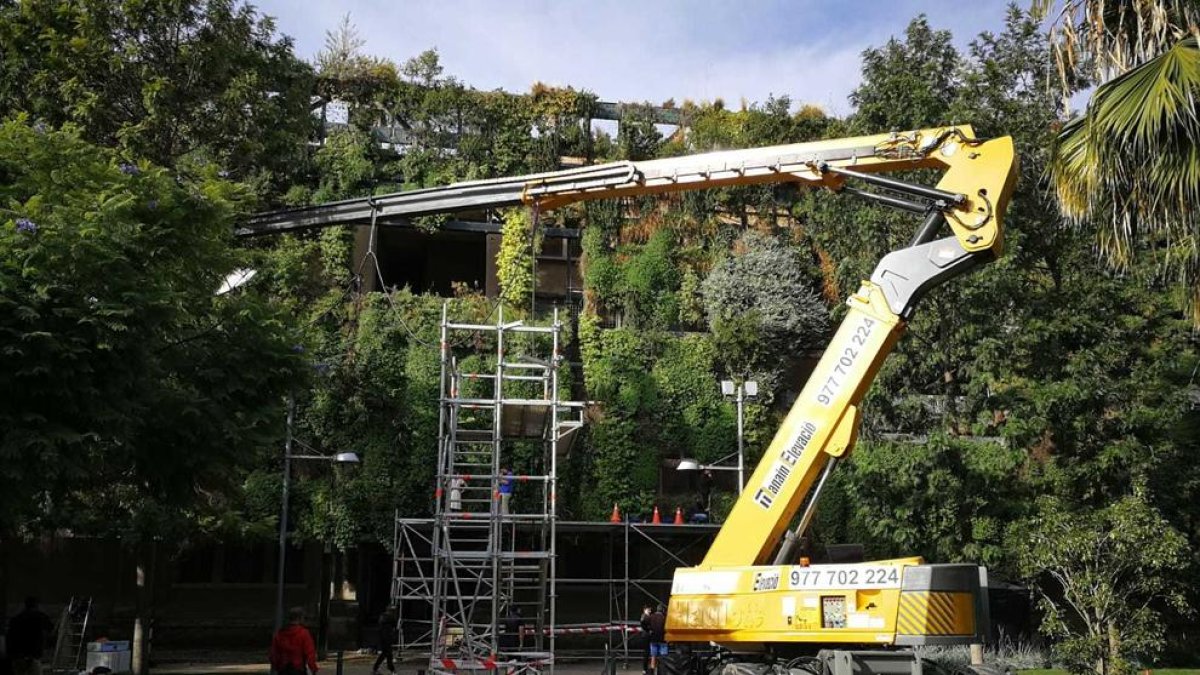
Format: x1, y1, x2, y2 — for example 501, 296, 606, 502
153, 653, 625, 675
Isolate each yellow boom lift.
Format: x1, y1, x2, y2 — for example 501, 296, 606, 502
246, 126, 1018, 675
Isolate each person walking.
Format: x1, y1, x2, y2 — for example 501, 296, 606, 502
270, 607, 319, 675
645, 604, 667, 675
7, 597, 53, 675
498, 468, 514, 516
372, 608, 396, 675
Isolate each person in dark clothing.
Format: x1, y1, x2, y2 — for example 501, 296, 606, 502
372, 608, 396, 675
699, 469, 714, 510
500, 606, 524, 651
637, 605, 652, 674
7, 597, 54, 675
270, 607, 318, 675
645, 604, 667, 674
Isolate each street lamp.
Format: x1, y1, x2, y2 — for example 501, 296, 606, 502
677, 380, 758, 495
676, 452, 741, 476
274, 394, 360, 633
675, 452, 740, 518
215, 268, 257, 295
721, 380, 757, 492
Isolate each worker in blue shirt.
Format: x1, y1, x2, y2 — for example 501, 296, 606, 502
498, 468, 514, 516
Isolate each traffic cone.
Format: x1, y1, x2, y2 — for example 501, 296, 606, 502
674, 507, 684, 525
610, 503, 622, 523
652, 505, 662, 524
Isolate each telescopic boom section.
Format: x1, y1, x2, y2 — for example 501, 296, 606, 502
242, 126, 1014, 259
521, 126, 1014, 256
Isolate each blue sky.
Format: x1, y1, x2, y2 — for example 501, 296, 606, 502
253, 1, 1022, 115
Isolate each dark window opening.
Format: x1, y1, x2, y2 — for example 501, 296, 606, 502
376, 229, 487, 297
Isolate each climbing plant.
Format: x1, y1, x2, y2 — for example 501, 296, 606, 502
496, 208, 542, 308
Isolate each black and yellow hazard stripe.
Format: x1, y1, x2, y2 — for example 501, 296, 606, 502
896, 591, 974, 636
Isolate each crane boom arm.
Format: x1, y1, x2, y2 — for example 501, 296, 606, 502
697, 131, 1016, 567
244, 127, 1017, 570
241, 126, 1013, 258
522, 127, 1011, 256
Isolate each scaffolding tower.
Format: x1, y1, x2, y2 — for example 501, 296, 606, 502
393, 303, 585, 675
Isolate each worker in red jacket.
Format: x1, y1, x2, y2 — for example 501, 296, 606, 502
270, 607, 319, 675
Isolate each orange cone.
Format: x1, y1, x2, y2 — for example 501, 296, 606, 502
652, 505, 662, 524
610, 503, 622, 523
674, 507, 684, 525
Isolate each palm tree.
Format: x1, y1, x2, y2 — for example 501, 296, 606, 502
1037, 1, 1200, 319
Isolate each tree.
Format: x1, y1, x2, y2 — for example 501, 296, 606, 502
0, 119, 306, 671
401, 48, 446, 87
617, 103, 663, 160
312, 126, 375, 202
1011, 494, 1190, 675
1036, 1, 1200, 321
0, 0, 315, 191
850, 15, 960, 131
817, 435, 1028, 567
314, 14, 399, 111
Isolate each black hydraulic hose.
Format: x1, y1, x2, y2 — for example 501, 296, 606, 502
820, 163, 966, 205
839, 186, 928, 214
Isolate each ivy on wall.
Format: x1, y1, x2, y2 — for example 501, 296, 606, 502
496, 207, 542, 308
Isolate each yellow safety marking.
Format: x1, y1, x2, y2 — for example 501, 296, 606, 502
896, 592, 973, 636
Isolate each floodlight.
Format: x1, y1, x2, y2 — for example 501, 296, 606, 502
215, 268, 257, 295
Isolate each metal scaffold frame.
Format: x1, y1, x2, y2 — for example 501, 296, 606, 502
395, 519, 721, 663
552, 521, 720, 661
392, 303, 585, 675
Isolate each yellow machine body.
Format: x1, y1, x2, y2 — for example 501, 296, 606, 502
668, 559, 985, 647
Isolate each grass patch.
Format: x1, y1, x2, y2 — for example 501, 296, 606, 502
1019, 671, 1200, 675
